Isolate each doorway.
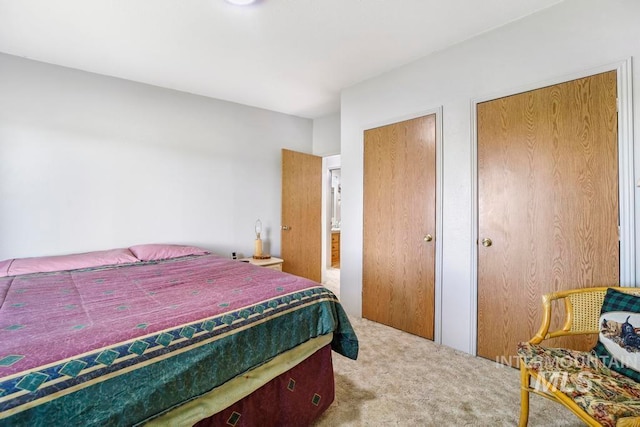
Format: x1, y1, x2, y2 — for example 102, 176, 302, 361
330, 168, 341, 269
322, 155, 341, 297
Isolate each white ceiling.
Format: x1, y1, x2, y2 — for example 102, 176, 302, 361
0, 0, 564, 118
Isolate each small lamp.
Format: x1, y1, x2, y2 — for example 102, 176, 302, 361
253, 219, 263, 258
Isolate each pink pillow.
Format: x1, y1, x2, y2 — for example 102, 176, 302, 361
129, 244, 209, 261
7, 248, 139, 276
0, 258, 13, 277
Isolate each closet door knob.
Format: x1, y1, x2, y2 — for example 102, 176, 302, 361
281, 225, 291, 231
481, 238, 492, 247
423, 234, 433, 242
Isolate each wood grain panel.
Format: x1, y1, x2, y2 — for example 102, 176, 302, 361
363, 115, 436, 339
331, 232, 340, 268
281, 149, 322, 282
477, 71, 619, 365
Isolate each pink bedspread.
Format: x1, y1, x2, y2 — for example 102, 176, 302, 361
0, 253, 357, 425
0, 254, 322, 375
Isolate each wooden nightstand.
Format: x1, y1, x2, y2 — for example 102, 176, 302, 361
240, 257, 284, 271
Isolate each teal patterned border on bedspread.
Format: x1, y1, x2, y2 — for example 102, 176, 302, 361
0, 255, 358, 426
2, 288, 357, 426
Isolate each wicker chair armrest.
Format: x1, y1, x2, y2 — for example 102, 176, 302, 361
528, 287, 631, 344
529, 293, 554, 344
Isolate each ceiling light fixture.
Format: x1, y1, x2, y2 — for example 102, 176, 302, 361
225, 0, 257, 5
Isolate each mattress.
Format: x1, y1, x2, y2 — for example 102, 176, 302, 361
0, 253, 358, 425
154, 336, 335, 426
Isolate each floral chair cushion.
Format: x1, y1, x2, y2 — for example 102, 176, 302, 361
518, 342, 640, 427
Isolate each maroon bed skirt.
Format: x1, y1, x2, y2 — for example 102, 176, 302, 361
194, 344, 335, 427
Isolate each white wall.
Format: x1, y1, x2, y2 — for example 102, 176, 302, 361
0, 53, 312, 260
340, 0, 640, 354
312, 112, 341, 156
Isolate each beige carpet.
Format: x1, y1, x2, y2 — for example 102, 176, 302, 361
323, 267, 340, 297
313, 292, 584, 425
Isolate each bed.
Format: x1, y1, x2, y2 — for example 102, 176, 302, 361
0, 245, 358, 426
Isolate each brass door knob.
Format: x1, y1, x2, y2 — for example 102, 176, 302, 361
281, 225, 291, 231
481, 238, 492, 247
423, 234, 433, 242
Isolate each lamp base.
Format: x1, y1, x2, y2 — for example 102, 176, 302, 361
252, 255, 272, 260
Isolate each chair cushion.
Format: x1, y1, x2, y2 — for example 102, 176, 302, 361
593, 288, 640, 383
518, 342, 640, 427
572, 397, 640, 427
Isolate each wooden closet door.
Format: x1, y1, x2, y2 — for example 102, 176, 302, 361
363, 114, 436, 339
477, 71, 619, 364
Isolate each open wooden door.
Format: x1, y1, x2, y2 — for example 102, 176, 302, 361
477, 71, 619, 365
281, 149, 322, 282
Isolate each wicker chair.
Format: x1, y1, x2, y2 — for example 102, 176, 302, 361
518, 286, 640, 427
